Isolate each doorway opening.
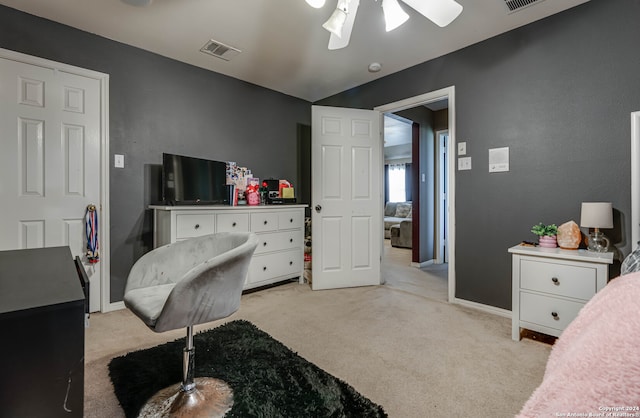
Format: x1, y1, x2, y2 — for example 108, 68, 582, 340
376, 86, 456, 303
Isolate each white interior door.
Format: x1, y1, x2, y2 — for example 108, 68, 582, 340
0, 55, 103, 311
311, 105, 382, 290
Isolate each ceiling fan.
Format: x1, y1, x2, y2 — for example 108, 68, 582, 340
306, 0, 463, 50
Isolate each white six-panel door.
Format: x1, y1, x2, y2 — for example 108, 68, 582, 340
0, 55, 103, 311
311, 105, 382, 290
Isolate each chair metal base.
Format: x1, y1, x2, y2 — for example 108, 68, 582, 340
138, 377, 233, 417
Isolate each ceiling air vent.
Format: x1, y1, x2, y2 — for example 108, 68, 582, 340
200, 39, 241, 61
503, 0, 545, 13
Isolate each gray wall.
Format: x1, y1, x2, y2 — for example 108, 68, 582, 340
3, 0, 639, 311
0, 5, 311, 303
318, 0, 640, 309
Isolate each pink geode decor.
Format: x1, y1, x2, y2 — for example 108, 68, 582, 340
557, 220, 581, 249
538, 235, 557, 248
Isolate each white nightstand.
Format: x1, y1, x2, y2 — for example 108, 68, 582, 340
509, 245, 613, 341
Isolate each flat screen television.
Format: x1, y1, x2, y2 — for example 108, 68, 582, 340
162, 153, 228, 205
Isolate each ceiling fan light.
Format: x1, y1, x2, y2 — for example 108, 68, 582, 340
327, 0, 359, 50
305, 0, 326, 8
400, 0, 463, 27
382, 0, 409, 32
322, 7, 348, 38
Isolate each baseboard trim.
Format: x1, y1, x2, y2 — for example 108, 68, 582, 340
411, 259, 435, 268
452, 297, 511, 318
104, 301, 125, 312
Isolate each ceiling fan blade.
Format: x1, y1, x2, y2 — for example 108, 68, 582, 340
400, 0, 462, 27
328, 0, 360, 50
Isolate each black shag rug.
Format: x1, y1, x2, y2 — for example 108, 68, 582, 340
108, 320, 387, 417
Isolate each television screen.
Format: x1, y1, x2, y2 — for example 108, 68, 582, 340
162, 153, 227, 205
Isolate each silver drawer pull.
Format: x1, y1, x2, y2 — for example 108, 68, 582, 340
289, 261, 293, 266
551, 277, 559, 285
263, 242, 268, 247
263, 266, 267, 271
551, 312, 559, 320
194, 224, 200, 229
264, 220, 268, 225
232, 222, 237, 227
290, 238, 293, 243
290, 218, 293, 223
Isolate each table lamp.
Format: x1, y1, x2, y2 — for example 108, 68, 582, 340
580, 202, 613, 252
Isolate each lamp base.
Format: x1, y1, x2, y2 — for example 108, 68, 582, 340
587, 230, 610, 253
138, 377, 233, 418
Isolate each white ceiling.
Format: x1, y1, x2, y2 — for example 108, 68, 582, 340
384, 114, 413, 147
384, 98, 448, 147
1, 0, 589, 102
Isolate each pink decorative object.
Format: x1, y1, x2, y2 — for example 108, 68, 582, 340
245, 179, 261, 206
538, 235, 557, 248
557, 220, 581, 249
246, 191, 260, 206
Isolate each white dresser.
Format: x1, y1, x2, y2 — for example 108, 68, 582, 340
509, 245, 613, 341
150, 205, 306, 290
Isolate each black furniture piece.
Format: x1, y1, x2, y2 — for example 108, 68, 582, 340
0, 246, 86, 417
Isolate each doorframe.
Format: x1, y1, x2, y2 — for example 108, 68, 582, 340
375, 86, 456, 303
0, 48, 112, 313
435, 129, 449, 264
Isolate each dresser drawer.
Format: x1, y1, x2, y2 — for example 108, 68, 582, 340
520, 291, 585, 332
250, 212, 279, 232
216, 213, 249, 232
520, 259, 597, 300
175, 214, 215, 239
254, 230, 302, 255
278, 211, 303, 230
247, 250, 302, 284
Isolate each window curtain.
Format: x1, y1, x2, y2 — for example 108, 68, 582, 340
405, 163, 412, 202
387, 163, 407, 202
384, 164, 390, 203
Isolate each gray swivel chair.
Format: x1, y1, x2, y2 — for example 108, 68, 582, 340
124, 232, 258, 417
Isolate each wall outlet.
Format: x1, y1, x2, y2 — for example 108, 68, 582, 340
458, 157, 472, 171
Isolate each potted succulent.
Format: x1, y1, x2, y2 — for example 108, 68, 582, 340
531, 223, 558, 248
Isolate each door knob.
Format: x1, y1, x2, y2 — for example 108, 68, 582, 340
315, 205, 322, 213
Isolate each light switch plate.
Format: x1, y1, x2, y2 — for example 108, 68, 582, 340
458, 142, 467, 155
114, 154, 124, 168
458, 157, 472, 171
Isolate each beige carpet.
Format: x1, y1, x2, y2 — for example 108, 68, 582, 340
85, 242, 550, 417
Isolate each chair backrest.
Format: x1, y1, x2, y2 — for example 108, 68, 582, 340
127, 232, 258, 333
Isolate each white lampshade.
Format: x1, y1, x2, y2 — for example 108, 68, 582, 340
306, 0, 326, 8
383, 0, 410, 32
322, 6, 348, 38
580, 202, 613, 229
